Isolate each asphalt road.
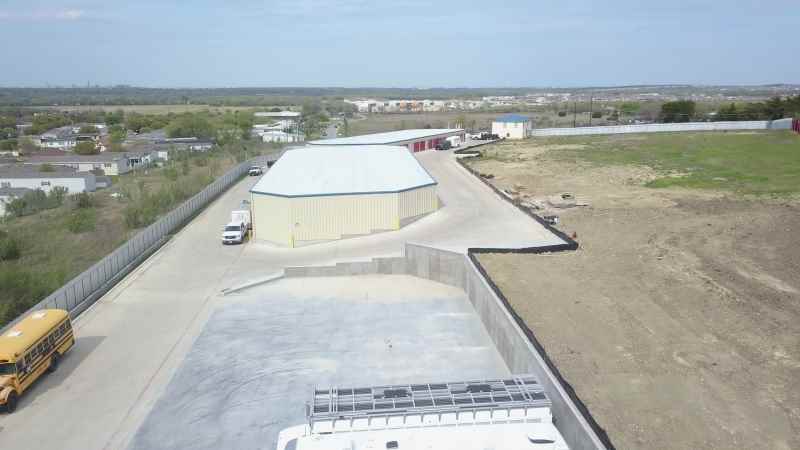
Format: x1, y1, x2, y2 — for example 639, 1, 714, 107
0, 149, 561, 450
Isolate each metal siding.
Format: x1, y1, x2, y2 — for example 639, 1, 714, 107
290, 193, 398, 241
251, 193, 291, 246
398, 185, 437, 220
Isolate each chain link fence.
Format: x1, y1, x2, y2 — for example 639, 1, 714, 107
1, 155, 273, 333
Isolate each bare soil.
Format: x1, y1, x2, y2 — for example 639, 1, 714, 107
470, 151, 800, 450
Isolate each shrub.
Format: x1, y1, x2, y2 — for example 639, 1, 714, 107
557, 111, 567, 117
66, 208, 96, 233
0, 268, 66, 327
74, 192, 94, 209
5, 197, 27, 218
50, 186, 67, 206
74, 141, 99, 155
0, 234, 21, 261
591, 111, 602, 119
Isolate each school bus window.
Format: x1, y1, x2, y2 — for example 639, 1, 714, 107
0, 363, 15, 375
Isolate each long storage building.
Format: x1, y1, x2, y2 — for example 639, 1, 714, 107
250, 145, 438, 247
309, 129, 464, 153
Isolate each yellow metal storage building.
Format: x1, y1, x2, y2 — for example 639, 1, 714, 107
250, 145, 438, 247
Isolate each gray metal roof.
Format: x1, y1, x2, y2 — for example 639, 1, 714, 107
0, 165, 92, 179
0, 187, 33, 196
250, 145, 436, 197
309, 129, 463, 146
25, 152, 130, 164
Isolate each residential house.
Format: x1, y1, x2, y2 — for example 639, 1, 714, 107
0, 165, 96, 194
23, 152, 147, 176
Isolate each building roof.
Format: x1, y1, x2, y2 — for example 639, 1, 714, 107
0, 309, 69, 362
0, 187, 32, 197
309, 129, 463, 146
25, 152, 130, 164
0, 165, 92, 179
250, 145, 436, 197
493, 114, 531, 123
254, 111, 301, 118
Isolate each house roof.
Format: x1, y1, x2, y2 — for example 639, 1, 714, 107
254, 111, 301, 118
309, 129, 463, 146
251, 145, 436, 197
0, 187, 32, 197
25, 152, 130, 164
0, 165, 92, 179
493, 114, 531, 123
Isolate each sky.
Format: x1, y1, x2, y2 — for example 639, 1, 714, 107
0, 0, 798, 88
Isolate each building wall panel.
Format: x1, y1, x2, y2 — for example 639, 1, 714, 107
251, 193, 291, 245
398, 185, 438, 220
253, 186, 438, 246
290, 193, 398, 242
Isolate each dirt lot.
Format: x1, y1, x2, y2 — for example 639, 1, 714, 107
468, 137, 800, 449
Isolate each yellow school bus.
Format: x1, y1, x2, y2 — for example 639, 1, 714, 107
0, 309, 74, 413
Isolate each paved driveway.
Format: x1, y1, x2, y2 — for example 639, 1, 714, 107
0, 150, 560, 450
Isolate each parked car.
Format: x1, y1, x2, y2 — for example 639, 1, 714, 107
222, 207, 252, 244
248, 166, 263, 176
435, 140, 452, 151
222, 222, 247, 245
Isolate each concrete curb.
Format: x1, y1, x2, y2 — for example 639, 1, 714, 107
221, 272, 285, 295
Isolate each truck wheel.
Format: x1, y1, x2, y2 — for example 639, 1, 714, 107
48, 353, 60, 373
4, 391, 17, 413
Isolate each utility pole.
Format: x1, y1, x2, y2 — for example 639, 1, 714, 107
588, 95, 594, 126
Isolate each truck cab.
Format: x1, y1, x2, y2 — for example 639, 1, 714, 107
222, 222, 247, 244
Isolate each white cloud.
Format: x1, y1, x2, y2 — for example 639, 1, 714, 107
0, 8, 87, 21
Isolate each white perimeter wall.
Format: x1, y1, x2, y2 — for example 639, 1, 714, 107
251, 185, 437, 246
531, 119, 793, 137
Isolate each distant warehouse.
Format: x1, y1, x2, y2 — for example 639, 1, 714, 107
309, 128, 464, 153
250, 145, 438, 247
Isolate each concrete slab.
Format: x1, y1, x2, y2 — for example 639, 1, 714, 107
129, 276, 509, 450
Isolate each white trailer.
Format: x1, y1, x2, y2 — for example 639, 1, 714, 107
446, 135, 462, 147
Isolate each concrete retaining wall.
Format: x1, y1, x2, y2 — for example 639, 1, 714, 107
280, 243, 611, 450
531, 119, 792, 137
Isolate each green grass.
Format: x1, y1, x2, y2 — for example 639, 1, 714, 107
544, 131, 800, 195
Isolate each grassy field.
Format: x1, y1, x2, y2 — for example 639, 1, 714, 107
487, 131, 800, 195
0, 148, 262, 326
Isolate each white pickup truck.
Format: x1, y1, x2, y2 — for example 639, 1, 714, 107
222, 208, 252, 245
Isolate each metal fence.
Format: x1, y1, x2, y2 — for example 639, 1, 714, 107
1, 155, 273, 333
531, 119, 793, 137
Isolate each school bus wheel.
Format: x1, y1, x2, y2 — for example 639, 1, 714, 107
2, 390, 17, 413
47, 353, 60, 373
